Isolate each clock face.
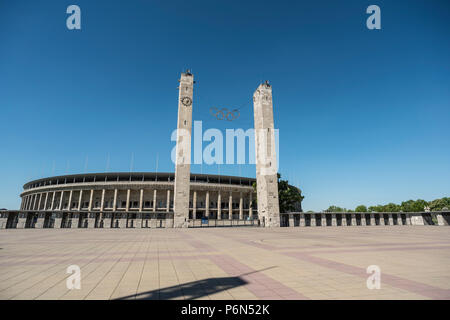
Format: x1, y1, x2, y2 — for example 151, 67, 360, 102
181, 97, 192, 106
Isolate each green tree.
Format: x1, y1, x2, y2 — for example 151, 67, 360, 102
382, 203, 401, 212
401, 199, 428, 212
325, 205, 345, 212
355, 205, 368, 212
429, 197, 450, 211
252, 173, 304, 213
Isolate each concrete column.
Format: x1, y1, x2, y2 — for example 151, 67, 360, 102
311, 213, 316, 226
102, 213, 110, 228
153, 190, 157, 212
249, 192, 253, 219
217, 192, 222, 220
166, 189, 170, 213
126, 189, 130, 212
193, 191, 197, 220
288, 214, 294, 227
239, 192, 243, 220
139, 189, 144, 212
113, 189, 118, 211
370, 213, 376, 226
321, 213, 326, 226
100, 189, 105, 211
300, 213, 305, 227
21, 196, 27, 210
205, 191, 210, 218
67, 190, 73, 210
43, 192, 48, 210
32, 194, 37, 210
119, 213, 127, 228
379, 214, 385, 225
410, 214, 424, 225
53, 213, 62, 229
51, 192, 56, 210
87, 213, 96, 228
351, 213, 357, 226
23, 196, 28, 210
17, 213, 27, 228
37, 193, 43, 211
331, 214, 337, 226
71, 213, 79, 228
397, 214, 403, 226
228, 192, 232, 220
388, 214, 394, 226
342, 214, 347, 226
361, 214, 366, 226
88, 189, 94, 211
405, 214, 412, 225
436, 214, 447, 226
78, 190, 83, 211
58, 191, 64, 210
35, 212, 45, 228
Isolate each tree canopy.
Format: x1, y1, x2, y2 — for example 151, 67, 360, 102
252, 173, 304, 213
325, 197, 449, 213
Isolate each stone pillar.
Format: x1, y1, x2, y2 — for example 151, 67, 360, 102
331, 214, 337, 226
139, 189, 143, 212
53, 213, 62, 229
205, 191, 210, 218
410, 214, 424, 225
119, 213, 127, 228
100, 189, 106, 212
44, 192, 49, 210
288, 214, 294, 227
388, 214, 394, 226
217, 192, 222, 220
32, 194, 37, 210
136, 213, 142, 228
71, 213, 79, 228
436, 214, 447, 226
78, 190, 83, 211
173, 71, 194, 228
361, 214, 366, 226
153, 190, 157, 212
228, 192, 233, 220
102, 213, 110, 228
404, 214, 411, 225
253, 82, 280, 227
397, 214, 403, 226
321, 213, 326, 227
311, 213, 316, 226
17, 213, 27, 228
113, 189, 118, 211
379, 214, 385, 225
370, 213, 376, 226
126, 189, 130, 212
166, 189, 171, 213
37, 193, 43, 211
35, 212, 45, 228
239, 192, 244, 220
300, 213, 305, 227
67, 190, 73, 211
88, 190, 94, 212
58, 191, 64, 210
192, 190, 197, 220
87, 212, 95, 228
351, 213, 357, 226
342, 214, 347, 226
249, 192, 253, 219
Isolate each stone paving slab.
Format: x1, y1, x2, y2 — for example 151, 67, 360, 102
0, 226, 449, 300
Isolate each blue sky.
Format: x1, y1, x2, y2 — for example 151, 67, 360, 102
1, 0, 449, 211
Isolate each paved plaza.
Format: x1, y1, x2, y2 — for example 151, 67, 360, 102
0, 226, 449, 300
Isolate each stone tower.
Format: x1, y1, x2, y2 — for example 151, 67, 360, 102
253, 81, 280, 227
173, 71, 194, 228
